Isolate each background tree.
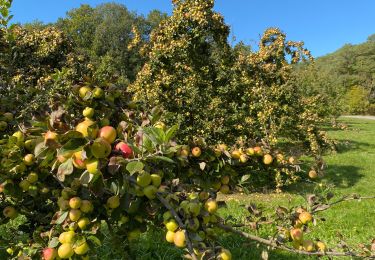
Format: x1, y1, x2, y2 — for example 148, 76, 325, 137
56, 3, 167, 83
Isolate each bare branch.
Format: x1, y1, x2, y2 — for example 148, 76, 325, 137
216, 223, 374, 258
312, 194, 375, 213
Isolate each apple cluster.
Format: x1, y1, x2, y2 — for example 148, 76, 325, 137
0, 82, 315, 259
0, 111, 13, 132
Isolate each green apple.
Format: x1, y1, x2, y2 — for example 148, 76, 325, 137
91, 138, 111, 159
188, 202, 201, 216
80, 200, 93, 213
57, 197, 70, 210
79, 86, 92, 99
150, 174, 162, 187
173, 230, 186, 248
127, 229, 141, 241
3, 112, 13, 122
143, 185, 158, 200
204, 199, 218, 214
19, 179, 31, 191
219, 249, 232, 260
24, 139, 37, 151
27, 172, 38, 183
12, 131, 24, 146
165, 220, 178, 232
93, 87, 104, 98
69, 209, 82, 222
107, 195, 120, 209
86, 159, 100, 174
136, 171, 151, 187
0, 121, 7, 131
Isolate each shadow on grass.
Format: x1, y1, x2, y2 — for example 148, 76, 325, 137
286, 164, 363, 195
331, 139, 374, 154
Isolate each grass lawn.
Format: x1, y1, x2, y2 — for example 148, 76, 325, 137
2, 118, 375, 259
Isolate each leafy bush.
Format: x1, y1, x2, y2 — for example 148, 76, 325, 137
344, 85, 370, 114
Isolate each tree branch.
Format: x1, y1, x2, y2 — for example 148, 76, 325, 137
312, 194, 375, 213
156, 192, 198, 260
216, 223, 374, 258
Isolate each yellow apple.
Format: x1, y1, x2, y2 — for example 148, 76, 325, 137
69, 209, 81, 222
58, 243, 74, 259
98, 126, 117, 144
165, 220, 178, 232
69, 197, 82, 209
205, 199, 218, 214
23, 154, 35, 166
173, 230, 186, 248
58, 231, 75, 244
79, 86, 92, 99
165, 231, 175, 243
191, 147, 202, 157
74, 242, 89, 255
75, 118, 98, 139
82, 107, 94, 118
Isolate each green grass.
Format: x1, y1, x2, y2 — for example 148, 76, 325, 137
3, 118, 375, 259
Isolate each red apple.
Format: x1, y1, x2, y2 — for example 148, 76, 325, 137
42, 248, 57, 260
115, 142, 133, 158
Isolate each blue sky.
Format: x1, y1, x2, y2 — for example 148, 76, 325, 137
10, 0, 375, 57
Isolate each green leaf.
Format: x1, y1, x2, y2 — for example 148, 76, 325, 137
48, 237, 59, 248
87, 235, 102, 246
34, 141, 48, 158
60, 130, 84, 143
241, 174, 251, 183
126, 161, 144, 175
56, 211, 68, 225
57, 158, 74, 181
57, 138, 86, 157
165, 125, 179, 142
143, 127, 165, 145
150, 156, 175, 164
80, 171, 95, 185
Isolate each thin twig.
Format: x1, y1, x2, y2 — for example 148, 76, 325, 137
312, 195, 375, 213
156, 192, 198, 260
216, 223, 374, 258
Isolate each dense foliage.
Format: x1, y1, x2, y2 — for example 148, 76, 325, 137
130, 0, 332, 160
298, 35, 375, 115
